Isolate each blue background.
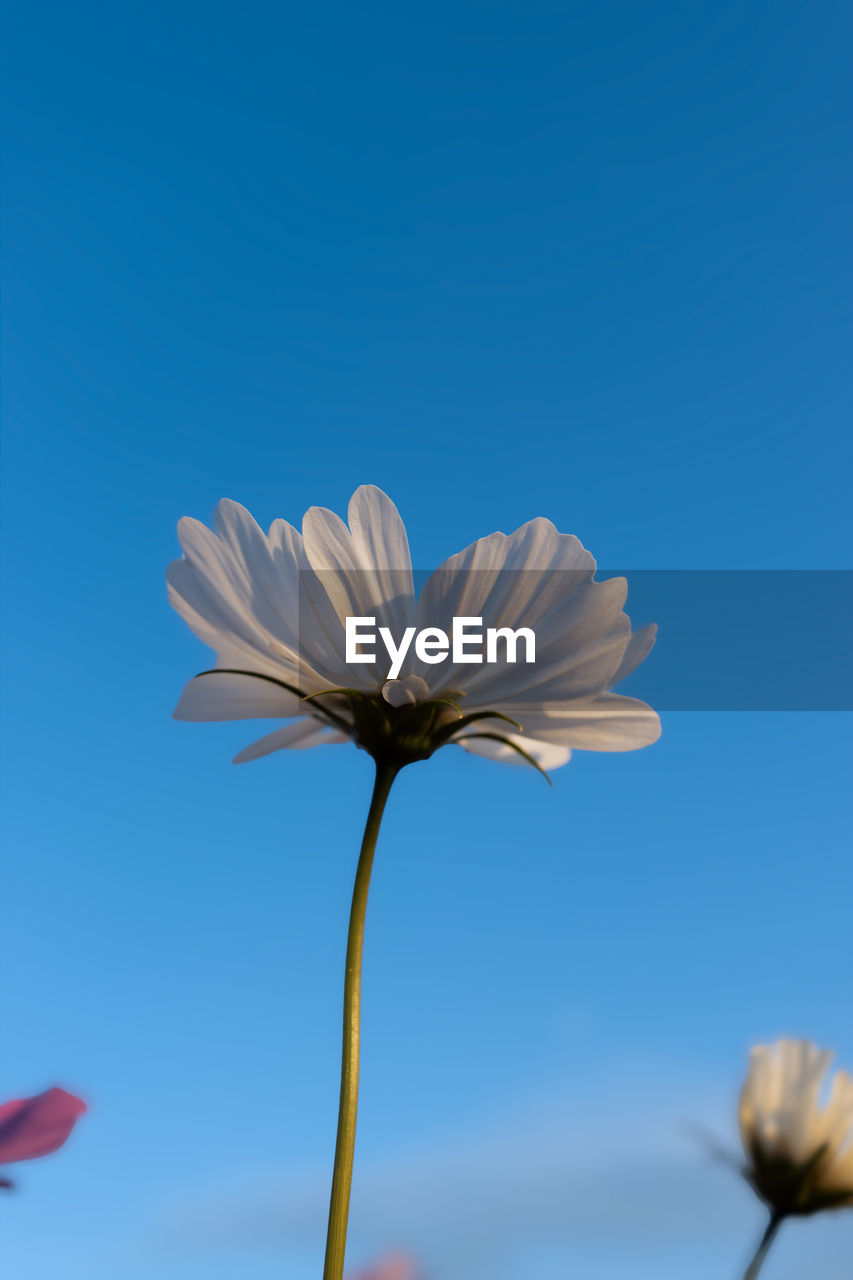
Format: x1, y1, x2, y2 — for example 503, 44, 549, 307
2, 2, 851, 1277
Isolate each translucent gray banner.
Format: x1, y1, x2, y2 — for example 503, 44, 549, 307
294, 569, 853, 711
597, 570, 852, 711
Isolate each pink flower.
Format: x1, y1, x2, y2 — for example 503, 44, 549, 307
346, 1256, 419, 1280
0, 1088, 86, 1189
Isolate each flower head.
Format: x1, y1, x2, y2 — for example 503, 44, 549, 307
739, 1039, 853, 1216
0, 1088, 87, 1189
168, 486, 659, 774
346, 1256, 419, 1280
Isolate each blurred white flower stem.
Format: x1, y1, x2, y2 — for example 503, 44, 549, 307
323, 759, 400, 1280
742, 1213, 783, 1279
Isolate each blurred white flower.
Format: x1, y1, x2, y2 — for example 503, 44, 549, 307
168, 485, 659, 773
740, 1039, 853, 1216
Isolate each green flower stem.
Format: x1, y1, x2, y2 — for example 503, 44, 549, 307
322, 759, 400, 1280
742, 1213, 784, 1280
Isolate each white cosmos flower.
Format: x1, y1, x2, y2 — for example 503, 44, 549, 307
168, 485, 660, 772
739, 1039, 853, 1216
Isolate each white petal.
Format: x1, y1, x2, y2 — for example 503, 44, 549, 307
457, 732, 571, 771
167, 556, 283, 674
168, 508, 306, 676
214, 500, 349, 684
413, 524, 635, 701
611, 623, 658, 685
302, 486, 415, 672
780, 1041, 835, 1161
172, 672, 303, 721
415, 518, 595, 643
819, 1070, 853, 1173
266, 516, 365, 689
443, 581, 632, 705
739, 1040, 836, 1165
232, 719, 348, 764
347, 486, 413, 584
498, 694, 661, 751
177, 506, 287, 645
168, 502, 348, 692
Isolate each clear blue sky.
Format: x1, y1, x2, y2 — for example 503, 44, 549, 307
1, 3, 851, 1277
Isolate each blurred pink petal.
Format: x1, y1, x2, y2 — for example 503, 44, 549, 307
0, 1088, 86, 1165
346, 1255, 419, 1280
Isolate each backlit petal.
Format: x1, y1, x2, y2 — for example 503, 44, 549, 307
232, 720, 348, 764
173, 672, 304, 721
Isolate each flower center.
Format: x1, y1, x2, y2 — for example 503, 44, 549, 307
381, 675, 431, 707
